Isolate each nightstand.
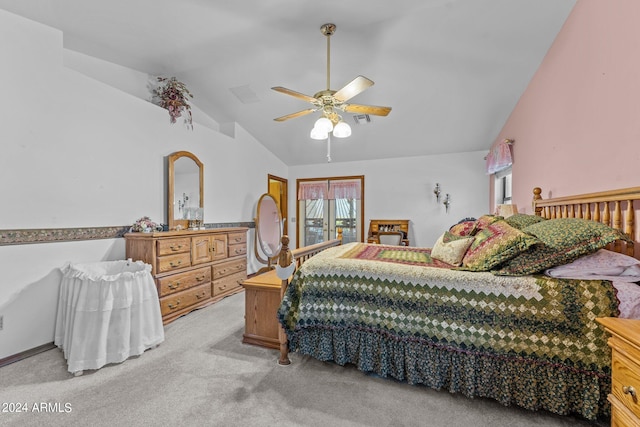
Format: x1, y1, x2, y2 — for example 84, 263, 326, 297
597, 317, 640, 427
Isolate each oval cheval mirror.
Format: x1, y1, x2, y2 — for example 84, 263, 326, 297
254, 193, 284, 274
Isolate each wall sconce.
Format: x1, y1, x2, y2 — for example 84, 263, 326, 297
443, 194, 451, 213
433, 183, 441, 202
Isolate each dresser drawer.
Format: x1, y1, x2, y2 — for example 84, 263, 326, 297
157, 252, 191, 273
228, 243, 247, 258
213, 258, 247, 280
228, 231, 247, 245
609, 394, 640, 427
611, 350, 640, 420
157, 237, 191, 256
157, 266, 211, 297
160, 283, 211, 317
212, 271, 246, 297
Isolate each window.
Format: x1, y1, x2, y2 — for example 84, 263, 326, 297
296, 176, 364, 247
495, 167, 512, 205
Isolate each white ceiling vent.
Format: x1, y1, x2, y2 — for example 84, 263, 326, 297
353, 114, 371, 125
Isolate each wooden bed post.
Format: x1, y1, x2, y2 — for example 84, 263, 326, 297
277, 235, 293, 365
532, 187, 543, 216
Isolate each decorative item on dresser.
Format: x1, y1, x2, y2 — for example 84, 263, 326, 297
597, 317, 640, 427
367, 219, 409, 246
125, 227, 247, 324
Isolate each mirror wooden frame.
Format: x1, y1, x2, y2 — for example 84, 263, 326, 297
254, 193, 283, 273
167, 151, 204, 231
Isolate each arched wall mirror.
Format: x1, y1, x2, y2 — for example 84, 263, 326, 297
167, 151, 204, 231
254, 193, 284, 273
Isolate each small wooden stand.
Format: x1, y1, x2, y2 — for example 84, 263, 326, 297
241, 270, 283, 350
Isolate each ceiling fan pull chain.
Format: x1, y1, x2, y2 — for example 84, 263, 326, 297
326, 134, 332, 163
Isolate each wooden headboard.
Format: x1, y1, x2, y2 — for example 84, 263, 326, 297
532, 186, 640, 258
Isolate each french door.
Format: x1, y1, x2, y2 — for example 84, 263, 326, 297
297, 176, 364, 247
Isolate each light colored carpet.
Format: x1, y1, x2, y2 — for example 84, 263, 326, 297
0, 292, 603, 427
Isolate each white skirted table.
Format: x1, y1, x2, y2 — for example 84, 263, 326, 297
55, 260, 165, 375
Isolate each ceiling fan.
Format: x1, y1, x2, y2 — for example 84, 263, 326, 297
272, 23, 392, 137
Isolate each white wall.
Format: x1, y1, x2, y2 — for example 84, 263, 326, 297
288, 151, 489, 249
0, 10, 287, 359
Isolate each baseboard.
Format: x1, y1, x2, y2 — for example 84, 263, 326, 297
0, 342, 56, 368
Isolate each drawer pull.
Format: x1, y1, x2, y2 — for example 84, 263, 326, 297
168, 300, 181, 310
196, 292, 206, 299
623, 385, 637, 398
168, 282, 181, 290
169, 261, 182, 268
170, 244, 183, 251
196, 275, 206, 282
234, 237, 242, 242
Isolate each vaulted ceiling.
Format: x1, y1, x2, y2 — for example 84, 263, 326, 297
0, 0, 576, 165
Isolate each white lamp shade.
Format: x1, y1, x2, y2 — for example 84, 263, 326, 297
314, 117, 333, 133
310, 126, 328, 140
332, 121, 351, 138
496, 204, 518, 217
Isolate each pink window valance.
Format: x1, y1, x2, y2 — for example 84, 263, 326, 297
328, 180, 361, 200
298, 180, 362, 200
298, 181, 329, 200
485, 138, 514, 174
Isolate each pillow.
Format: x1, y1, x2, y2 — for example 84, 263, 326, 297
544, 249, 640, 282
504, 213, 547, 230
431, 231, 474, 266
460, 219, 540, 271
493, 218, 631, 276
449, 215, 503, 237
475, 214, 503, 229
449, 220, 477, 237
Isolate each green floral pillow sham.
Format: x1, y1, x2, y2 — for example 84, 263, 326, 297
504, 213, 547, 230
492, 218, 630, 276
460, 219, 540, 271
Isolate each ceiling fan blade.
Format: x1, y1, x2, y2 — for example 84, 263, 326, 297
342, 104, 392, 117
272, 86, 318, 104
333, 76, 374, 102
273, 108, 317, 122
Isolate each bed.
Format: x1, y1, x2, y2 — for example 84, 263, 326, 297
275, 186, 640, 422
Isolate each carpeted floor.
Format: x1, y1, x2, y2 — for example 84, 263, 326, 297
0, 292, 604, 426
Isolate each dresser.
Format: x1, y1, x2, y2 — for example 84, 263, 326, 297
597, 317, 640, 427
125, 227, 248, 324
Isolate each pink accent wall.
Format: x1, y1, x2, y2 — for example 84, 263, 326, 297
494, 0, 640, 212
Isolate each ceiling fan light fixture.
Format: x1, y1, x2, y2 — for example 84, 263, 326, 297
332, 121, 352, 138
310, 126, 328, 140
314, 116, 334, 133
